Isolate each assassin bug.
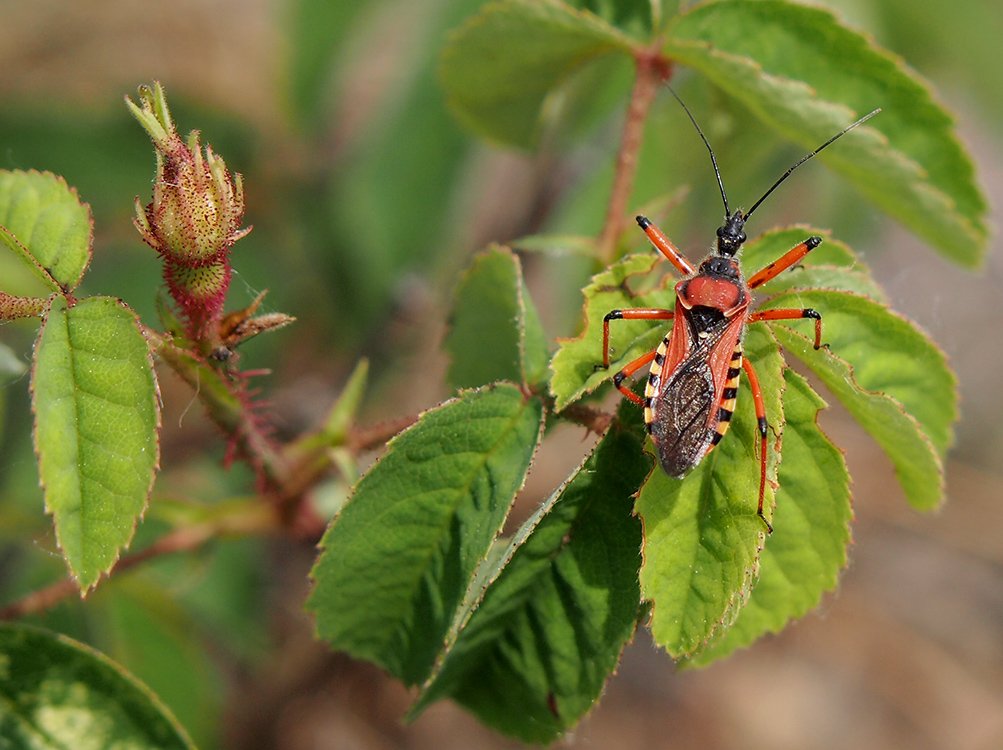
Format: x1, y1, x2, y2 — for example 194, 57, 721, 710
602, 92, 879, 532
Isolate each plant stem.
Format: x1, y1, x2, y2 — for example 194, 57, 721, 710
597, 45, 670, 264
146, 328, 294, 492
348, 415, 419, 453
0, 506, 275, 621
558, 402, 615, 436
0, 407, 418, 620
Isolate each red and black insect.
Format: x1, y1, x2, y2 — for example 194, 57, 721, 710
603, 92, 879, 532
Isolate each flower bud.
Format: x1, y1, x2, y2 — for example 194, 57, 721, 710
163, 259, 231, 340
128, 82, 251, 342
129, 84, 250, 266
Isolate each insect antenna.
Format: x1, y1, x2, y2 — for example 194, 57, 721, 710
665, 85, 732, 219
743, 108, 882, 221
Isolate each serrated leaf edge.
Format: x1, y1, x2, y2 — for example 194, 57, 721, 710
30, 296, 161, 594
763, 287, 957, 456
681, 368, 854, 668
409, 426, 601, 719
638, 327, 786, 658
770, 318, 947, 510
439, 0, 639, 147
549, 252, 664, 410
0, 168, 95, 290
665, 13, 986, 263
307, 383, 546, 673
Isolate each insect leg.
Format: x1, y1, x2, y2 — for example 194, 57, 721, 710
747, 236, 823, 289
749, 307, 823, 350
740, 357, 773, 534
611, 350, 658, 406
636, 216, 696, 276
602, 308, 674, 368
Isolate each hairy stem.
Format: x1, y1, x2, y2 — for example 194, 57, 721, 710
597, 46, 670, 264
147, 329, 293, 491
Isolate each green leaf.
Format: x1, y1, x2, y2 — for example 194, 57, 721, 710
684, 369, 851, 667
665, 0, 988, 266
0, 170, 93, 291
550, 252, 667, 411
95, 581, 221, 747
446, 246, 548, 390
308, 384, 544, 686
764, 290, 955, 510
440, 0, 638, 147
0, 624, 195, 749
637, 325, 783, 657
31, 296, 161, 592
410, 402, 651, 742
740, 226, 887, 302
317, 358, 369, 445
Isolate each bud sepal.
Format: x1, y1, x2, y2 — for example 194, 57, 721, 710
128, 82, 251, 342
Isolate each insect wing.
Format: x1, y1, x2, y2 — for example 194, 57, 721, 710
648, 310, 745, 476
651, 361, 716, 476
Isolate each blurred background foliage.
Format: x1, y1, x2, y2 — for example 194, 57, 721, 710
0, 0, 1000, 748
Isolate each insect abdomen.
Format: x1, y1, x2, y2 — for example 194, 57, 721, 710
708, 346, 743, 452
644, 340, 743, 476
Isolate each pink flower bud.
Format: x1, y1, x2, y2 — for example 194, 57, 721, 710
129, 86, 249, 265
163, 259, 232, 339
128, 82, 251, 341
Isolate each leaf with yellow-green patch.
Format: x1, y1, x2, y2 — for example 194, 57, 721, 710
0, 623, 194, 749
550, 252, 670, 410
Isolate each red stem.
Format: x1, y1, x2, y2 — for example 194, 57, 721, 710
1, 525, 217, 620
597, 46, 671, 264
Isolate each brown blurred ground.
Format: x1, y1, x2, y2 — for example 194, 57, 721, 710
2, 1, 1001, 749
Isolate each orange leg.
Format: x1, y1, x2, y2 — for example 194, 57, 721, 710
602, 308, 674, 368
611, 350, 657, 406
741, 357, 773, 534
636, 216, 696, 276
598, 216, 688, 401
749, 308, 823, 350
747, 236, 822, 289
